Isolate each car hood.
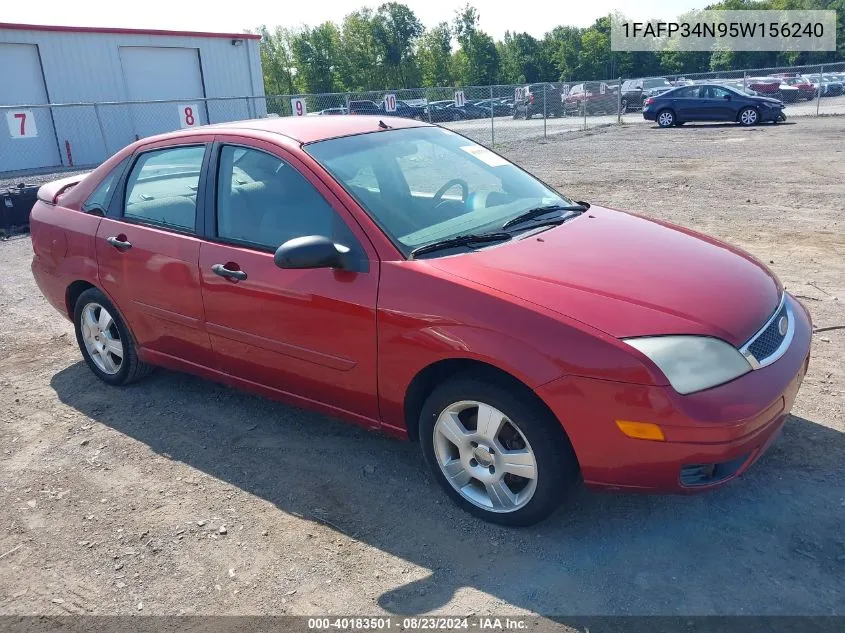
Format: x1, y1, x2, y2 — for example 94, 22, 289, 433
427, 207, 780, 346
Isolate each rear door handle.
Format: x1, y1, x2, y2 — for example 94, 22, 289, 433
211, 263, 247, 282
106, 236, 132, 251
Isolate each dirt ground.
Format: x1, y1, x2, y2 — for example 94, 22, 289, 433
1, 116, 844, 618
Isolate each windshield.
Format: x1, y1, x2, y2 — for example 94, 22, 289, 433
305, 127, 572, 256
644, 78, 672, 89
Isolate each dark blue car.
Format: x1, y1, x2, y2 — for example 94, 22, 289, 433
643, 84, 786, 128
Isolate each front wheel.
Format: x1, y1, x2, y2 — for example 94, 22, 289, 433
738, 107, 759, 126
419, 373, 579, 526
656, 109, 675, 128
73, 288, 153, 385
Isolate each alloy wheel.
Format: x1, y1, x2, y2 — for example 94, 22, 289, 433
657, 111, 674, 127
80, 302, 124, 375
740, 108, 758, 125
432, 400, 538, 513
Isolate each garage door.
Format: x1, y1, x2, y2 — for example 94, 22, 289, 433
0, 43, 61, 172
119, 46, 207, 139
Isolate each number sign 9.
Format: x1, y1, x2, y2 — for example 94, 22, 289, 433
291, 97, 307, 117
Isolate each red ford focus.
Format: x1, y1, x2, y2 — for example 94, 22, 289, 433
30, 116, 811, 525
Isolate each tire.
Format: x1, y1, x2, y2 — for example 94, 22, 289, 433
620, 99, 628, 114
656, 109, 675, 128
418, 371, 579, 526
73, 288, 153, 386
738, 107, 759, 126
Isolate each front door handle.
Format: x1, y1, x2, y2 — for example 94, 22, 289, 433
211, 263, 247, 282
106, 236, 132, 251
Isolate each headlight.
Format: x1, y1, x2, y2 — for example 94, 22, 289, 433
623, 336, 752, 395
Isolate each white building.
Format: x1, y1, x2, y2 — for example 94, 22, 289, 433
0, 23, 265, 173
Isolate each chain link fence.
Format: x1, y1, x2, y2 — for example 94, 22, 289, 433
2, 61, 844, 176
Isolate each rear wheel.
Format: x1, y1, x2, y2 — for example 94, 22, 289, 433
419, 373, 579, 526
73, 288, 153, 386
656, 109, 675, 128
738, 107, 759, 126
620, 98, 628, 114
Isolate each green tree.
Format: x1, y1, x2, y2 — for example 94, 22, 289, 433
337, 9, 383, 91
257, 25, 297, 95
372, 2, 424, 87
453, 4, 499, 85
498, 32, 550, 83
291, 22, 342, 93
418, 22, 454, 86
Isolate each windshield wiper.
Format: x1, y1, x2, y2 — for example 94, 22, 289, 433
501, 204, 587, 230
410, 232, 512, 258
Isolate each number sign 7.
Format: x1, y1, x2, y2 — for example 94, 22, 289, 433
6, 110, 38, 138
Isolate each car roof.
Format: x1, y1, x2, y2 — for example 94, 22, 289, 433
175, 115, 431, 144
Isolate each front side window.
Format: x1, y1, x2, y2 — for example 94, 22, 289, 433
215, 145, 356, 251
123, 145, 205, 232
306, 127, 574, 256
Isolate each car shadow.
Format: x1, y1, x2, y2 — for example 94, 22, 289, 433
650, 122, 797, 129
50, 363, 845, 616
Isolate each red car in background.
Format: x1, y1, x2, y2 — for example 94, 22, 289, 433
30, 116, 811, 525
780, 76, 818, 100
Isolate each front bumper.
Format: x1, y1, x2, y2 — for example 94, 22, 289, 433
535, 294, 812, 493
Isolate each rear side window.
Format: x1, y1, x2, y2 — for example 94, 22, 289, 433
123, 145, 206, 232
82, 157, 129, 215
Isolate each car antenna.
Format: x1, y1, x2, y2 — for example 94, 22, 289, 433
378, 119, 391, 130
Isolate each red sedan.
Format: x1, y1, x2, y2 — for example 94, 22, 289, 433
30, 116, 811, 525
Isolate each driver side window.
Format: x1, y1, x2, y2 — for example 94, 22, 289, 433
215, 145, 357, 251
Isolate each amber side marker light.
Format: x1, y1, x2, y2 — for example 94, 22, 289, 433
615, 420, 666, 441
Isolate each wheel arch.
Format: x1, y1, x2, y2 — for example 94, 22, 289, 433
403, 358, 570, 448
737, 105, 760, 123
65, 280, 97, 320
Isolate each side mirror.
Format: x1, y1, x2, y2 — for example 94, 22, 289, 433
274, 235, 351, 270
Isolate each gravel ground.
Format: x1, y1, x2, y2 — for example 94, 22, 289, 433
1, 116, 844, 618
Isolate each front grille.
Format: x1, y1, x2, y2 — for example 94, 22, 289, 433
747, 302, 788, 363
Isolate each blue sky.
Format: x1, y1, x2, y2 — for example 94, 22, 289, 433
9, 0, 708, 40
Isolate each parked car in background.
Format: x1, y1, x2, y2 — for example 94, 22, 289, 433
563, 84, 616, 116
644, 83, 786, 127
802, 74, 844, 97
620, 77, 674, 112
473, 98, 513, 117
746, 77, 800, 103
780, 76, 817, 100
512, 83, 564, 119
30, 115, 811, 526
348, 100, 382, 115
426, 101, 467, 122
315, 107, 348, 116
390, 100, 426, 120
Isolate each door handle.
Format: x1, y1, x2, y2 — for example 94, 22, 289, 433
106, 236, 132, 251
211, 263, 247, 282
